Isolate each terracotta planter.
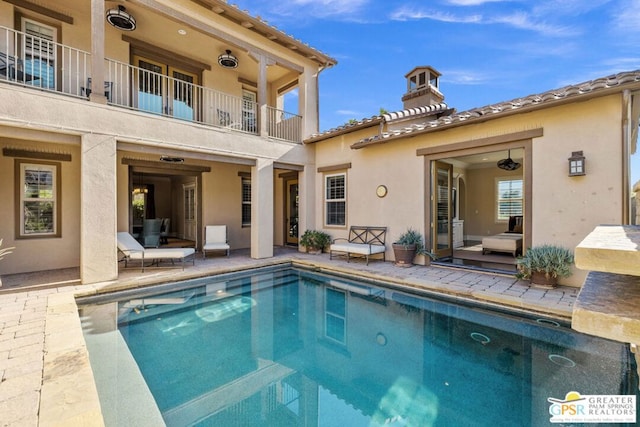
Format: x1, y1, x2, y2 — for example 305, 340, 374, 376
393, 243, 416, 267
530, 271, 558, 289
306, 247, 322, 255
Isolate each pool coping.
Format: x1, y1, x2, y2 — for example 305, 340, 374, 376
39, 256, 577, 426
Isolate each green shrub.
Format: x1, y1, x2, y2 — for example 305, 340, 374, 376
300, 230, 331, 252
516, 244, 574, 280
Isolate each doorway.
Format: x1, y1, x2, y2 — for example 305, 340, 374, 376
432, 161, 453, 259
425, 143, 531, 272
285, 178, 299, 245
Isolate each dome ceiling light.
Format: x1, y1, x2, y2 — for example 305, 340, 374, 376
218, 50, 238, 69
106, 5, 136, 31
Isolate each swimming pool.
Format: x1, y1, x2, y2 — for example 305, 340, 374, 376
79, 266, 638, 426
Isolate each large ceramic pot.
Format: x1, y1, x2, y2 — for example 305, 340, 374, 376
392, 243, 416, 267
531, 271, 557, 289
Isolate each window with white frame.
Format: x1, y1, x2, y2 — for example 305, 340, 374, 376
324, 288, 346, 344
325, 173, 346, 226
19, 162, 58, 236
22, 18, 57, 89
241, 177, 251, 227
496, 178, 523, 221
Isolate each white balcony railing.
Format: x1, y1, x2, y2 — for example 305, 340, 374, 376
0, 25, 89, 99
0, 26, 303, 143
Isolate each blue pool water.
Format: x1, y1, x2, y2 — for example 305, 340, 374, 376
79, 266, 638, 426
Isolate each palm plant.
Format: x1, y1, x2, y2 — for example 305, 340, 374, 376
0, 239, 15, 261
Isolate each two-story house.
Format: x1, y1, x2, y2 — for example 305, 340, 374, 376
0, 0, 335, 284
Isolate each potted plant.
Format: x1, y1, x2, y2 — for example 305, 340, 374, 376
392, 228, 435, 267
300, 230, 331, 254
516, 244, 574, 288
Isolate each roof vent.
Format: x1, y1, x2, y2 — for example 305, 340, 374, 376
106, 5, 136, 31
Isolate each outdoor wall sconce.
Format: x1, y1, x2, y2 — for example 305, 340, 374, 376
218, 50, 239, 68
106, 5, 137, 31
568, 151, 586, 176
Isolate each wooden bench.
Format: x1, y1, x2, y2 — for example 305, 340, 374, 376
329, 226, 387, 265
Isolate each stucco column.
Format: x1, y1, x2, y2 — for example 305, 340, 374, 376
81, 134, 118, 284
257, 55, 269, 137
298, 163, 316, 252
251, 159, 274, 258
298, 64, 319, 139
90, 0, 107, 104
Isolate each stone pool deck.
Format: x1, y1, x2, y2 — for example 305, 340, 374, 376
0, 249, 579, 426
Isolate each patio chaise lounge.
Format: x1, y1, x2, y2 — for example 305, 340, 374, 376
117, 232, 195, 272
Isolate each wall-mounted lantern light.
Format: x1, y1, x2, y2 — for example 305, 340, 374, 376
568, 151, 586, 176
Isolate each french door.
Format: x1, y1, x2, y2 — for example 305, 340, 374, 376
133, 56, 198, 120
183, 183, 197, 242
432, 161, 453, 258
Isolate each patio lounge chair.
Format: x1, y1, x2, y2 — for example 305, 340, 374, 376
202, 225, 230, 258
117, 232, 195, 272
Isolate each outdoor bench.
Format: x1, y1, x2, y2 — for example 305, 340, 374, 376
329, 226, 387, 265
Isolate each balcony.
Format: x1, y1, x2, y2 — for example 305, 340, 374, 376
0, 25, 303, 143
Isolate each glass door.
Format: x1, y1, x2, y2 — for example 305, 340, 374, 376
285, 179, 299, 245
169, 67, 198, 121
432, 161, 453, 258
134, 56, 166, 115
133, 57, 199, 120
183, 183, 197, 242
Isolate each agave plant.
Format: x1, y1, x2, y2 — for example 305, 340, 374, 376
0, 239, 15, 261
394, 228, 435, 258
516, 244, 574, 280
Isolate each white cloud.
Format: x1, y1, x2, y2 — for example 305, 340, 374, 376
390, 7, 481, 23
390, 6, 575, 36
336, 109, 362, 116
491, 12, 578, 36
441, 70, 490, 85
268, 0, 370, 19
446, 0, 511, 5
612, 0, 640, 32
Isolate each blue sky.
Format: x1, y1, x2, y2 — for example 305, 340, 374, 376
232, 0, 640, 184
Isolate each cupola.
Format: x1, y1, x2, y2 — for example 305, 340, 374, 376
402, 66, 444, 109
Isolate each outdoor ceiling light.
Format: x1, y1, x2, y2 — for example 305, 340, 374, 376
106, 5, 136, 31
568, 151, 586, 176
497, 149, 521, 171
218, 50, 238, 69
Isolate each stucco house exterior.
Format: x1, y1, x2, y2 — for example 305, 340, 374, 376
305, 66, 640, 287
1, 0, 639, 291
0, 0, 334, 284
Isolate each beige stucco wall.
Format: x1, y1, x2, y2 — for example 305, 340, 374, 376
312, 95, 626, 287
0, 138, 81, 276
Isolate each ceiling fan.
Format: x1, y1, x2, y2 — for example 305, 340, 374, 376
497, 149, 521, 171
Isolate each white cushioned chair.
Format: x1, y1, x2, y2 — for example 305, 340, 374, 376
203, 225, 230, 258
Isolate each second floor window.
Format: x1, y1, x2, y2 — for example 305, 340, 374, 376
325, 173, 346, 226
242, 178, 251, 227
496, 178, 523, 221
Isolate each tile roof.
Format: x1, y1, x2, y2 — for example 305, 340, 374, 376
305, 69, 640, 148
